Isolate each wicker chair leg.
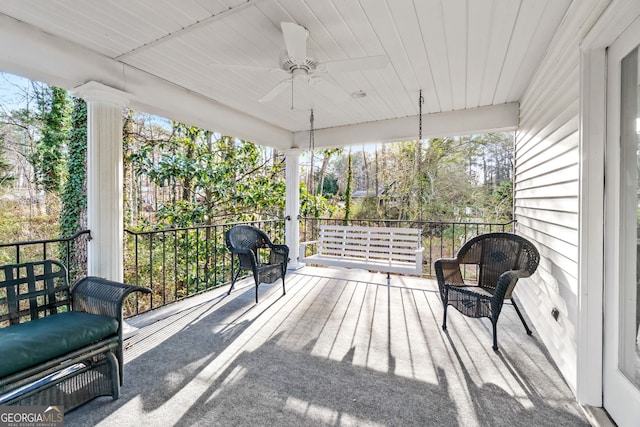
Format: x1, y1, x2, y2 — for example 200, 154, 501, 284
106, 351, 121, 399
116, 344, 124, 385
442, 289, 449, 330
512, 299, 532, 335
492, 319, 499, 351
228, 262, 239, 295
282, 276, 286, 296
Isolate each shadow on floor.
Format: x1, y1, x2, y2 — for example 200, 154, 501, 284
64, 267, 589, 427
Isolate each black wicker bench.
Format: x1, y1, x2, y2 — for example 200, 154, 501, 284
0, 260, 150, 412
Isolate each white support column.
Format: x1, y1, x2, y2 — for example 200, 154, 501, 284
285, 149, 302, 270
72, 81, 129, 281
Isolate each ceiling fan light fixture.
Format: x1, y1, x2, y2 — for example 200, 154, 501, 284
291, 68, 307, 81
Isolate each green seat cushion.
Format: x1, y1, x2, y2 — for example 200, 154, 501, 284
0, 311, 119, 378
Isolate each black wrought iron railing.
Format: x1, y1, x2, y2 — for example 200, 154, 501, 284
123, 219, 286, 316
0, 230, 91, 284
298, 217, 516, 277
0, 217, 514, 318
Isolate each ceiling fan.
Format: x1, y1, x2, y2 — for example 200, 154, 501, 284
213, 22, 388, 108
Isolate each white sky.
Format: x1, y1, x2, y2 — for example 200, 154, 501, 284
0, 72, 32, 112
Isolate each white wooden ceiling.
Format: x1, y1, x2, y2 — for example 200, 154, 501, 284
0, 0, 571, 149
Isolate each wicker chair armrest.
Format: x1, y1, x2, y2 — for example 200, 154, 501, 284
493, 269, 531, 299
71, 277, 151, 320
435, 258, 464, 301
434, 258, 464, 285
270, 244, 289, 255
269, 244, 289, 270
491, 269, 529, 315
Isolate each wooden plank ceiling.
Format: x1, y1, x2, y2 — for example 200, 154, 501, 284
0, 0, 571, 148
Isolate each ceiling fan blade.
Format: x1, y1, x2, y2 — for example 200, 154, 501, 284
309, 76, 350, 103
259, 79, 291, 103
320, 55, 389, 73
210, 63, 281, 73
281, 22, 307, 61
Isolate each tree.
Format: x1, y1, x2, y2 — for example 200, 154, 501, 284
171, 123, 201, 203
32, 86, 69, 195
320, 175, 338, 196
343, 149, 353, 225
60, 97, 87, 237
490, 180, 514, 221
317, 148, 342, 196
123, 109, 137, 225
0, 130, 13, 188
130, 129, 288, 227
340, 133, 514, 222
59, 97, 88, 271
299, 181, 331, 218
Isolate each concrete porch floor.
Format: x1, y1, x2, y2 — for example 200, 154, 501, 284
65, 266, 591, 426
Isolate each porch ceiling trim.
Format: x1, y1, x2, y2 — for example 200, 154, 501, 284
292, 102, 520, 149
0, 13, 292, 149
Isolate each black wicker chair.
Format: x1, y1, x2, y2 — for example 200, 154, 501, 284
225, 225, 289, 303
434, 232, 540, 351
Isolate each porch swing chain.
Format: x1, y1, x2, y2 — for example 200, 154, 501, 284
418, 89, 424, 221
418, 89, 424, 141
309, 109, 315, 152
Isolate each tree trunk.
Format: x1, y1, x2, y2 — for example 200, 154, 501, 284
344, 150, 353, 225
414, 140, 422, 220
362, 146, 369, 196
123, 109, 135, 225
318, 152, 331, 196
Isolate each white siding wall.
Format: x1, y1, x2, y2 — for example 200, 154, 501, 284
514, 0, 610, 392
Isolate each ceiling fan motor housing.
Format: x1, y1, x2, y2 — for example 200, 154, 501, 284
279, 50, 318, 73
